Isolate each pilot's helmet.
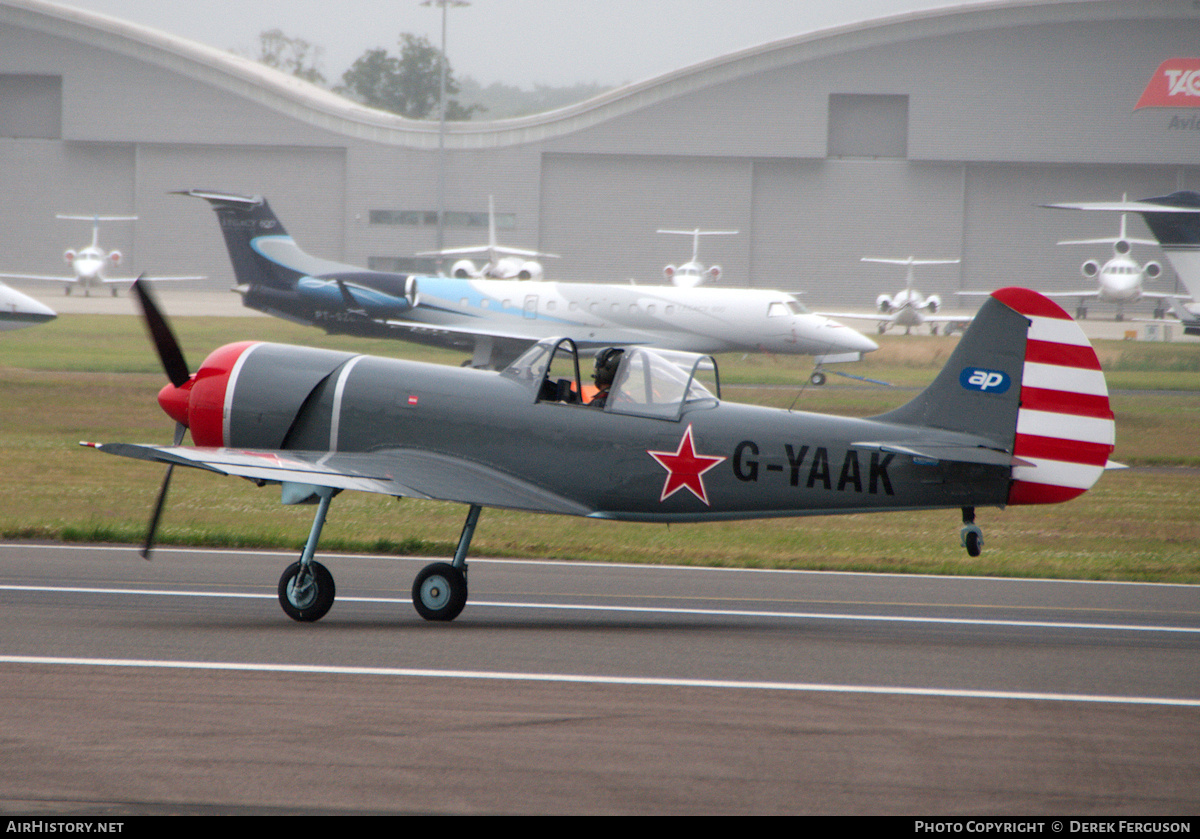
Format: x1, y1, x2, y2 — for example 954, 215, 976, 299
593, 347, 624, 387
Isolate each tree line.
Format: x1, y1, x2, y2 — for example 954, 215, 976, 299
252, 29, 612, 120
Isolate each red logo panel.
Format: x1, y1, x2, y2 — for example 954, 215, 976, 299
1136, 58, 1200, 109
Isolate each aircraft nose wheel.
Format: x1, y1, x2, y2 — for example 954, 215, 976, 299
413, 562, 468, 621
278, 560, 336, 622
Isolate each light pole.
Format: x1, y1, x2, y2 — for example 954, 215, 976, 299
422, 0, 469, 275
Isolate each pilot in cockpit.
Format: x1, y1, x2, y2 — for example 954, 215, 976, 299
588, 347, 623, 408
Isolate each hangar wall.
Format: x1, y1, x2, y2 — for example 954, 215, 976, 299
0, 0, 1197, 310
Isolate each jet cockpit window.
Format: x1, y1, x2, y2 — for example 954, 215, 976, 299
606, 348, 720, 421
767, 299, 808, 317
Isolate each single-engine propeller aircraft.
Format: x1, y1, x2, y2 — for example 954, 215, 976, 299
0, 280, 56, 331
83, 280, 1117, 624
1040, 191, 1200, 330
417, 195, 559, 280
0, 215, 204, 297
817, 256, 970, 335
181, 189, 876, 379
658, 228, 739, 287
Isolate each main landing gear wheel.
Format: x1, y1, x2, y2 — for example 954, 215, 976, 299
278, 560, 336, 622
412, 562, 468, 622
809, 370, 827, 386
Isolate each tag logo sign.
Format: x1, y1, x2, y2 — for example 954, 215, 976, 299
1136, 59, 1200, 109
960, 368, 1011, 393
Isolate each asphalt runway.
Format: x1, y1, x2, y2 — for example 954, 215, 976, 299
0, 543, 1196, 815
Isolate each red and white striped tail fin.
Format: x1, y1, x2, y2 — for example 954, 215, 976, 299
991, 288, 1116, 505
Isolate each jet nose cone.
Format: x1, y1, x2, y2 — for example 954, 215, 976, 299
824, 321, 878, 354
851, 329, 879, 354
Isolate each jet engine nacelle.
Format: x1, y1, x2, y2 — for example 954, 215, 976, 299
1081, 259, 1101, 279
876, 293, 895, 314
109, 250, 122, 266
513, 260, 543, 281
1144, 261, 1162, 280
663, 265, 676, 282
1114, 239, 1131, 256
925, 294, 941, 314
451, 259, 478, 279
63, 250, 76, 265
707, 265, 721, 283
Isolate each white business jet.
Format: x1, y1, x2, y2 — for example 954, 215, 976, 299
818, 256, 969, 335
0, 281, 56, 331
0, 215, 204, 297
419, 196, 559, 280
658, 228, 739, 287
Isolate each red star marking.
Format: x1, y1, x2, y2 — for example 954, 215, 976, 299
647, 424, 727, 506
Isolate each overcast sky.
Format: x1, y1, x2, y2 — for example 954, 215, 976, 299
57, 0, 991, 89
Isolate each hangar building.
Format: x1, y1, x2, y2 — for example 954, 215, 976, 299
0, 0, 1197, 309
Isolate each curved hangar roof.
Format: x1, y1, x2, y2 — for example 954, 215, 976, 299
1, 0, 1190, 150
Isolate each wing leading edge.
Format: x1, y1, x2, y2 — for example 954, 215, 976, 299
85, 443, 593, 517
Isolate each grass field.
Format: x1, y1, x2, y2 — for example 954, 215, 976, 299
2, 313, 1198, 583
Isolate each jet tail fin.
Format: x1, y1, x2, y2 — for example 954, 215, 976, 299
177, 189, 307, 291
877, 287, 1115, 505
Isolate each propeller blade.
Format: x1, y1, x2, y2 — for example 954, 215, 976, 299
132, 277, 190, 388
141, 464, 173, 560
140, 422, 186, 561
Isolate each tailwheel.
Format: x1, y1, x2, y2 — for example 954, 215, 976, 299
960, 506, 983, 557
413, 562, 468, 622
961, 526, 983, 557
278, 560, 336, 622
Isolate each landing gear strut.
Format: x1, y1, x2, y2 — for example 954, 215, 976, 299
274, 490, 482, 624
278, 488, 337, 622
959, 506, 983, 557
413, 504, 480, 621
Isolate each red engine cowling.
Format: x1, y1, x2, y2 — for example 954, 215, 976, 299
157, 342, 356, 448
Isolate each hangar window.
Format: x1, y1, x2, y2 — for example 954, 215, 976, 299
827, 94, 908, 159
370, 209, 516, 229
0, 75, 61, 139
368, 256, 437, 274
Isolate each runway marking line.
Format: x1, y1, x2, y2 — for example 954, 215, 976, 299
0, 654, 1196, 708
2, 584, 1198, 634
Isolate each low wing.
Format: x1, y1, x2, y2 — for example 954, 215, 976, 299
85, 443, 593, 517
814, 311, 970, 324
1038, 290, 1101, 300
381, 316, 655, 351
0, 272, 78, 283
102, 275, 206, 284
417, 245, 559, 259
814, 311, 890, 323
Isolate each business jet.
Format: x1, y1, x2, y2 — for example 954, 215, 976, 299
658, 228, 739, 287
817, 257, 969, 335
1040, 191, 1200, 334
182, 189, 877, 381
417, 196, 558, 280
1028, 197, 1173, 320
0, 281, 56, 331
1040, 192, 1200, 320
0, 215, 204, 297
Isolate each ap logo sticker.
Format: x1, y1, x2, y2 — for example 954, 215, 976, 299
959, 367, 1011, 393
